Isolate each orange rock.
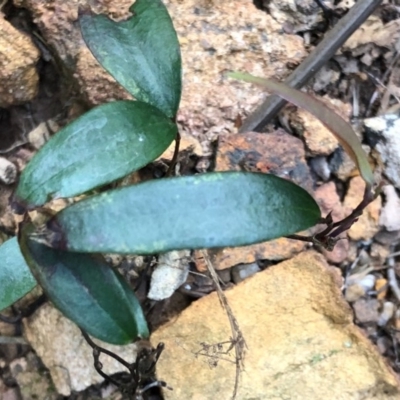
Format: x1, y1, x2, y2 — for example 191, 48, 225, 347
194, 238, 306, 271
343, 176, 382, 241
375, 278, 388, 301
152, 251, 400, 399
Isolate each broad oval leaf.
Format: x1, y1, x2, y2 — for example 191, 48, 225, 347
0, 237, 37, 311
228, 72, 375, 187
19, 224, 149, 344
80, 0, 182, 117
13, 100, 177, 210
38, 172, 321, 254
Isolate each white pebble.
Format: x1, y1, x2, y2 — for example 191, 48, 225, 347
0, 157, 17, 184
377, 302, 395, 327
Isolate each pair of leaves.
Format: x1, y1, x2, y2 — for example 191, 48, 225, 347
4, 0, 182, 343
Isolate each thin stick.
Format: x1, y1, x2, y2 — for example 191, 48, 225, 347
239, 0, 383, 132
0, 336, 28, 345
166, 132, 181, 177
200, 250, 246, 400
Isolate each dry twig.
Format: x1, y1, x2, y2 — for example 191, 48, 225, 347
200, 250, 246, 400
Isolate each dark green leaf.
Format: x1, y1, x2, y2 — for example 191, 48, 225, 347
228, 72, 375, 187
14, 100, 177, 209
80, 0, 182, 117
39, 172, 321, 254
0, 237, 37, 311
19, 224, 149, 344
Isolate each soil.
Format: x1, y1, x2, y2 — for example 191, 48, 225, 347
1, 1, 400, 399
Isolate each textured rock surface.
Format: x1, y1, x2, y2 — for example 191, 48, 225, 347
264, 0, 324, 33
14, 0, 308, 140
0, 16, 39, 107
364, 114, 400, 189
152, 252, 400, 399
23, 303, 139, 396
9, 353, 58, 400
343, 176, 382, 241
216, 129, 313, 190
288, 97, 351, 156
314, 182, 349, 264
195, 238, 306, 271
148, 250, 190, 301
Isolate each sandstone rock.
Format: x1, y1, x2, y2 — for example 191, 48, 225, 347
343, 176, 382, 241
23, 303, 140, 396
151, 251, 400, 399
0, 17, 39, 107
195, 238, 306, 271
288, 97, 351, 156
15, 0, 308, 141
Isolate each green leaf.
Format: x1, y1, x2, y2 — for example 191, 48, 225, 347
13, 100, 177, 210
228, 72, 375, 187
19, 224, 149, 344
38, 172, 321, 254
79, 0, 182, 117
0, 237, 37, 311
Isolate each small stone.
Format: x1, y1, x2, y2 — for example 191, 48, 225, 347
23, 303, 140, 396
343, 176, 382, 241
148, 250, 190, 301
364, 113, 400, 189
375, 278, 388, 301
231, 262, 260, 284
329, 146, 357, 181
310, 156, 331, 181
358, 274, 376, 292
0, 157, 17, 185
345, 284, 366, 303
217, 268, 231, 284
380, 185, 400, 231
267, 0, 322, 32
0, 18, 39, 107
370, 243, 390, 264
378, 302, 395, 327
28, 122, 52, 150
353, 298, 380, 323
375, 230, 400, 246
